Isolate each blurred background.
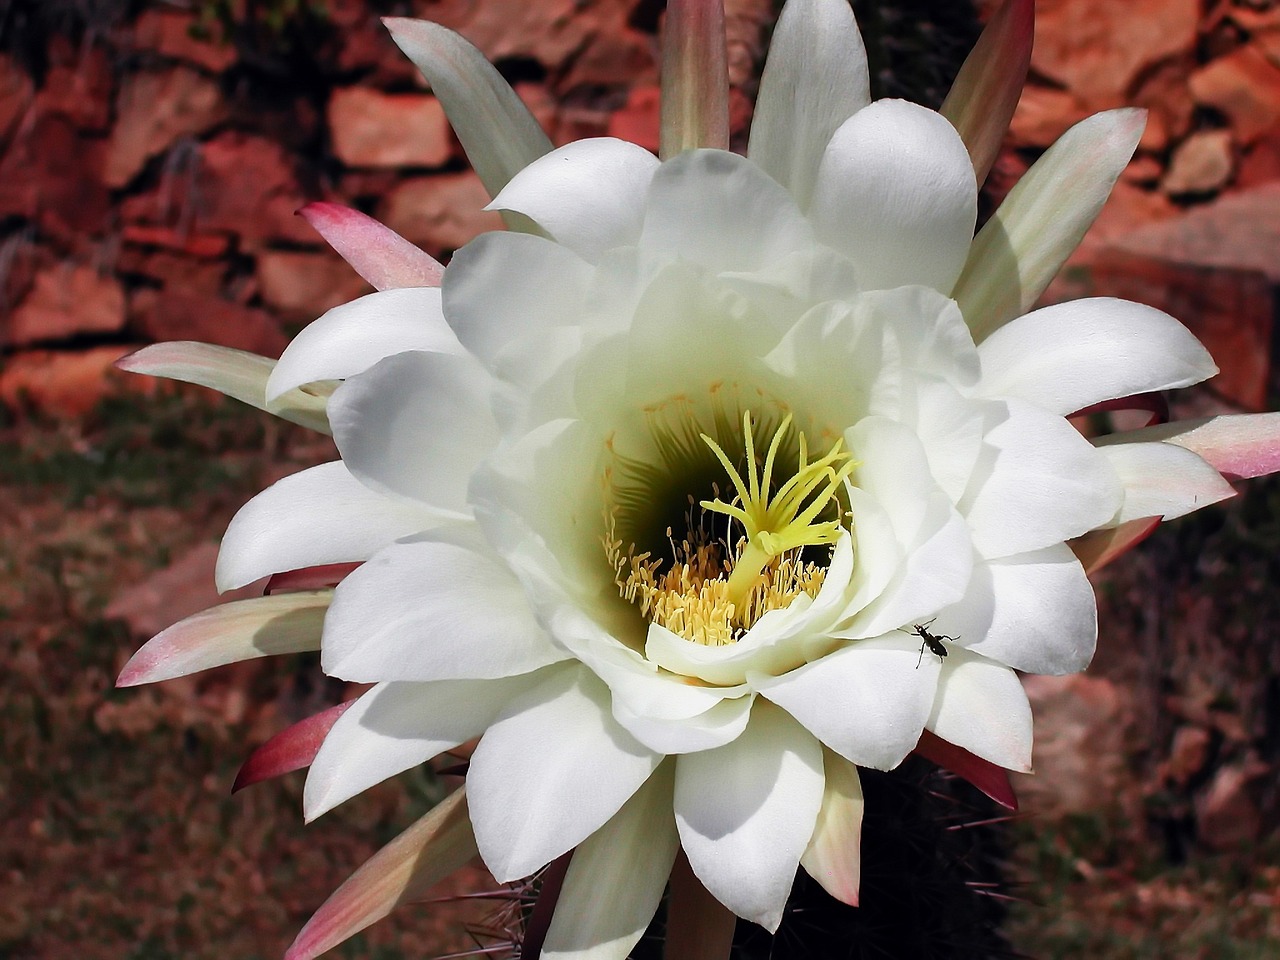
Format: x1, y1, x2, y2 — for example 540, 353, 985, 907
2, 0, 1280, 957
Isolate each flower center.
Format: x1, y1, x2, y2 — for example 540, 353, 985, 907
606, 412, 855, 646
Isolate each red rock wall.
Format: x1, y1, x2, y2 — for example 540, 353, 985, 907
3, 0, 1279, 414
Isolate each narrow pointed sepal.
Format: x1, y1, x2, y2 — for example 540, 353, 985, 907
383, 18, 553, 200
799, 749, 863, 906
912, 730, 1018, 811
300, 203, 444, 289
116, 591, 330, 687
285, 788, 478, 960
1107, 412, 1280, 482
953, 108, 1146, 342
232, 700, 354, 793
115, 343, 332, 434
660, 0, 730, 159
1070, 517, 1160, 575
940, 0, 1034, 185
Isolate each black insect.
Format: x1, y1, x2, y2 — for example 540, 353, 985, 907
909, 619, 959, 668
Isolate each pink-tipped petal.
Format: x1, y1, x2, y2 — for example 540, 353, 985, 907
232, 700, 355, 793
265, 562, 362, 594
115, 592, 329, 687
1110, 412, 1280, 482
1070, 517, 1160, 575
912, 729, 1018, 811
115, 342, 332, 434
299, 202, 444, 290
660, 0, 729, 159
1070, 392, 1169, 427
286, 788, 477, 960
799, 749, 863, 907
940, 0, 1034, 185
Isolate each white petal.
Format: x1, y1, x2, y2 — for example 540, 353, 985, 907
322, 530, 567, 682
442, 232, 593, 386
116, 592, 328, 686
639, 149, 815, 275
384, 18, 552, 197
674, 702, 824, 932
753, 635, 940, 771
468, 666, 662, 882
954, 109, 1145, 341
810, 99, 977, 293
939, 544, 1097, 675
612, 691, 755, 755
216, 461, 441, 591
487, 138, 659, 260
748, 0, 869, 210
304, 675, 537, 819
927, 651, 1033, 772
543, 763, 678, 960
975, 298, 1217, 415
959, 399, 1122, 558
117, 342, 331, 434
328, 350, 498, 515
266, 287, 463, 400
1096, 441, 1236, 524
799, 749, 863, 906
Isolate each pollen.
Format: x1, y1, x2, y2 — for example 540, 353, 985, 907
604, 411, 853, 646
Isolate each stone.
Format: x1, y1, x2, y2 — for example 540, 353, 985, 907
133, 9, 238, 73
191, 132, 316, 250
1131, 59, 1196, 152
130, 288, 288, 356
0, 346, 135, 417
116, 249, 227, 298
104, 68, 227, 188
1161, 726, 1213, 788
255, 250, 373, 321
327, 88, 452, 169
562, 29, 656, 89
0, 113, 110, 240
515, 82, 558, 141
37, 45, 113, 132
1121, 154, 1164, 185
1054, 180, 1177, 271
1236, 127, 1280, 189
608, 86, 661, 154
0, 54, 33, 141
426, 0, 592, 70
1016, 675, 1133, 818
1162, 129, 1235, 196
1190, 45, 1280, 144
120, 224, 230, 258
1008, 84, 1090, 148
1195, 759, 1268, 850
377, 172, 503, 256
1032, 0, 1199, 107
7, 265, 126, 347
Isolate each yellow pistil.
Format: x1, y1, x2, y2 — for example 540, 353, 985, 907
605, 411, 854, 646
700, 412, 856, 618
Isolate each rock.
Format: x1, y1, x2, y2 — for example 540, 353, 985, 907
133, 9, 237, 73
1131, 59, 1196, 152
0, 55, 33, 141
0, 113, 110, 240
1032, 0, 1199, 107
515, 82, 558, 141
0, 346, 136, 417
1236, 127, 1280, 189
116, 249, 227, 298
191, 132, 316, 250
130, 288, 288, 356
608, 86, 662, 154
1190, 45, 1280, 144
1195, 759, 1268, 850
6, 264, 126, 347
1121, 153, 1164, 185
1008, 84, 1091, 149
37, 45, 113, 132
562, 28, 656, 89
1162, 129, 1235, 196
1161, 725, 1213, 788
104, 67, 227, 188
255, 250, 373, 321
327, 88, 452, 169
1056, 180, 1177, 270
120, 224, 231, 259
1017, 674, 1133, 818
377, 172, 503, 256
428, 0, 591, 70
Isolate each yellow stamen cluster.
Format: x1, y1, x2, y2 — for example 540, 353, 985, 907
605, 412, 854, 646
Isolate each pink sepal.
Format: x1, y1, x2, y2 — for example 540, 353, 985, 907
660, 0, 729, 158
300, 202, 444, 290
232, 700, 355, 794
1070, 517, 1161, 575
913, 729, 1018, 811
1070, 391, 1169, 428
